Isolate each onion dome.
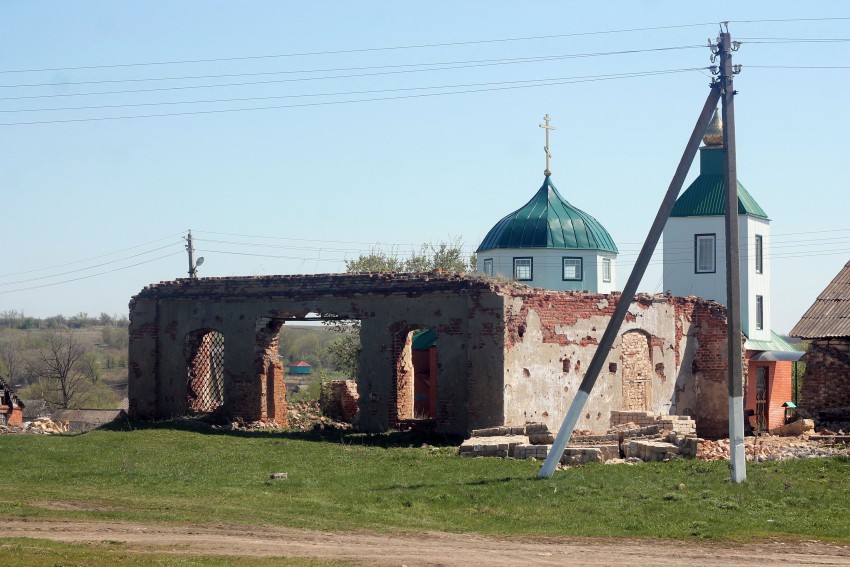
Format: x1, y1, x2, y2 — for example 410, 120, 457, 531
477, 176, 618, 253
703, 108, 724, 147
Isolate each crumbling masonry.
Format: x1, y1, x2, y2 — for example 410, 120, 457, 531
129, 273, 735, 437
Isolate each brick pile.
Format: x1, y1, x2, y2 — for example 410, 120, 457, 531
610, 410, 697, 435
319, 380, 359, 423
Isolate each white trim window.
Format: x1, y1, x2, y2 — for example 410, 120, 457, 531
513, 257, 533, 281
755, 234, 763, 274
602, 257, 612, 283
562, 257, 582, 281
695, 234, 716, 273
756, 295, 764, 330
483, 258, 494, 277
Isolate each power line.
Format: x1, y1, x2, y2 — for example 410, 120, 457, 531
0, 68, 701, 126
0, 242, 183, 287
0, 22, 719, 75
0, 252, 182, 295
0, 45, 705, 89
0, 232, 186, 278
1, 69, 704, 115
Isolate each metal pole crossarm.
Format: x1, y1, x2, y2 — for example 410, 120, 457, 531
538, 86, 722, 479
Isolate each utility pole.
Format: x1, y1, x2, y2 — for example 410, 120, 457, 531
185, 230, 203, 278
714, 23, 746, 483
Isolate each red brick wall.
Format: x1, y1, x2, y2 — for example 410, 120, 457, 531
801, 339, 850, 411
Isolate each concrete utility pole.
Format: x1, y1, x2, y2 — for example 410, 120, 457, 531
538, 86, 721, 479
185, 230, 198, 278
715, 23, 747, 483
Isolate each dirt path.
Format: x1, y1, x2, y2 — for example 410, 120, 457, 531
3, 519, 850, 566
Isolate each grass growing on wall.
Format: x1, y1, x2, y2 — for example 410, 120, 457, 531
0, 424, 848, 542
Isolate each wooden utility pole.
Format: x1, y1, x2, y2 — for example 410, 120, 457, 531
716, 23, 746, 483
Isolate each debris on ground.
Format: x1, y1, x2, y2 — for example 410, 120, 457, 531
458, 410, 850, 466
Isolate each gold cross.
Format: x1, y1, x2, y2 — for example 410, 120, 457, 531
539, 113, 555, 176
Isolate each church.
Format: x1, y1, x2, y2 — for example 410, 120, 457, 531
475, 112, 800, 433
475, 115, 618, 293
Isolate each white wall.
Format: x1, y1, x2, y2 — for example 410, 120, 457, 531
662, 214, 771, 340
476, 248, 617, 292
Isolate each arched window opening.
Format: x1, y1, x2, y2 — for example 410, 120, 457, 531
185, 330, 225, 413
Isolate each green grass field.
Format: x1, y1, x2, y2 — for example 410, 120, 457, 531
1, 423, 848, 544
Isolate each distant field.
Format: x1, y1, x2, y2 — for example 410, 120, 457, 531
1, 424, 848, 543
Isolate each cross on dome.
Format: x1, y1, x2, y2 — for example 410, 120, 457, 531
539, 113, 555, 177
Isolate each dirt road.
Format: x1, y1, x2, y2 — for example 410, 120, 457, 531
3, 519, 849, 566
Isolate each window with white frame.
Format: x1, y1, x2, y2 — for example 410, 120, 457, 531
755, 234, 763, 274
562, 257, 582, 281
602, 257, 612, 283
756, 295, 764, 330
513, 257, 532, 281
695, 234, 716, 273
483, 258, 494, 277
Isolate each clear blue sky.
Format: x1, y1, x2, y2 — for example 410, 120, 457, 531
1, 1, 847, 334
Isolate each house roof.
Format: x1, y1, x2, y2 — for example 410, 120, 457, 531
477, 176, 618, 253
289, 361, 311, 367
670, 147, 768, 219
790, 259, 850, 338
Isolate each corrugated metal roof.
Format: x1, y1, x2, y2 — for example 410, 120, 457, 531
671, 177, 768, 218
671, 147, 768, 219
745, 330, 798, 353
477, 176, 618, 253
790, 259, 850, 338
412, 329, 437, 350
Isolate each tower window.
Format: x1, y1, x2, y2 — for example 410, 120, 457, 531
562, 257, 582, 281
513, 257, 533, 281
756, 295, 764, 330
755, 235, 763, 274
695, 234, 716, 273
483, 258, 494, 277
602, 258, 612, 283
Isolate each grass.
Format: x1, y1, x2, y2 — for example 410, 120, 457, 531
0, 538, 359, 567
1, 423, 849, 543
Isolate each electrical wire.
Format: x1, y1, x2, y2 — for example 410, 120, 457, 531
0, 22, 720, 75
0, 68, 701, 126
1, 68, 703, 114
0, 232, 186, 278
0, 252, 183, 295
0, 45, 706, 89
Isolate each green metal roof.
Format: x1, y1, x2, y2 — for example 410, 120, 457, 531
477, 176, 618, 253
671, 147, 768, 219
411, 329, 437, 350
744, 330, 797, 353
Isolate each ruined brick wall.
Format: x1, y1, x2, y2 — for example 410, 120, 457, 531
320, 380, 360, 422
801, 339, 850, 411
501, 290, 731, 435
129, 273, 508, 435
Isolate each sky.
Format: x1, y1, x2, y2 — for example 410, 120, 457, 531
0, 1, 847, 334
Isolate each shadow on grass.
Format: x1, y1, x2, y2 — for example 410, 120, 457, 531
98, 417, 465, 448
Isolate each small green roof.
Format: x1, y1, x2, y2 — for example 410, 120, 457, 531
744, 331, 796, 353
671, 147, 768, 219
477, 176, 618, 253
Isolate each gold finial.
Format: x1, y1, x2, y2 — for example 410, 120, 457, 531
539, 113, 555, 176
703, 108, 723, 147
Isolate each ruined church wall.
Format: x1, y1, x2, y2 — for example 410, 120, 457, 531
501, 291, 730, 437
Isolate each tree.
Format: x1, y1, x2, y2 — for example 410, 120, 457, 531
328, 240, 474, 379
345, 238, 475, 274
28, 330, 92, 409
0, 335, 24, 384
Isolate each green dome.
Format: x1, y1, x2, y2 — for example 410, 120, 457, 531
477, 176, 618, 253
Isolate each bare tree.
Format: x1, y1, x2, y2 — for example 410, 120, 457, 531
0, 336, 24, 383
29, 330, 92, 409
